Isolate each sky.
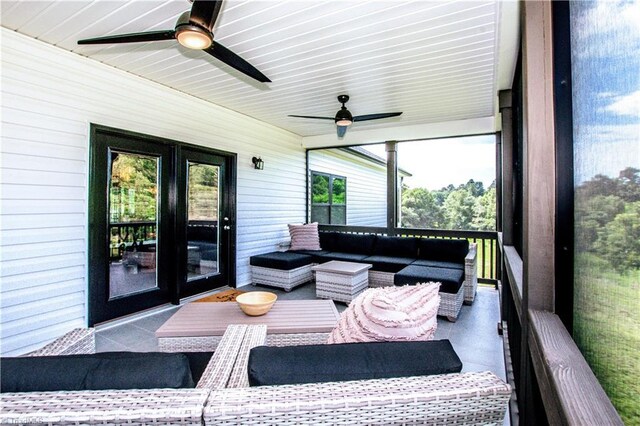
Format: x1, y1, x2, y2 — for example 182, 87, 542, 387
363, 135, 496, 191
571, 0, 640, 184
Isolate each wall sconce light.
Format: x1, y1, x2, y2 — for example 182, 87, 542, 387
252, 156, 264, 170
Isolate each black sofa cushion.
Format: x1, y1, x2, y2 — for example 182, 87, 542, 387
319, 232, 376, 255
411, 259, 464, 270
372, 236, 419, 258
319, 252, 370, 262
289, 249, 333, 263
394, 265, 464, 294
1, 352, 197, 393
362, 255, 415, 273
417, 238, 469, 263
250, 251, 313, 270
248, 340, 462, 386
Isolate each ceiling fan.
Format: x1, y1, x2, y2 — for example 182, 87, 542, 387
288, 95, 402, 137
77, 0, 270, 83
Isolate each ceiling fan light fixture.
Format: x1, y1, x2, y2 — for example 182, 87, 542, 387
176, 25, 212, 49
335, 108, 353, 126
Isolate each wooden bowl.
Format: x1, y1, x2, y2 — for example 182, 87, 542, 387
236, 291, 277, 316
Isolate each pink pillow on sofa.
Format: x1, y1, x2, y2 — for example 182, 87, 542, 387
288, 222, 321, 251
328, 283, 440, 344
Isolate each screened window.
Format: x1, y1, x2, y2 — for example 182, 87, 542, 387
311, 172, 346, 224
569, 2, 639, 424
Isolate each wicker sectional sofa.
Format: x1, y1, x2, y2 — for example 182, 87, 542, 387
250, 232, 478, 321
1, 327, 511, 425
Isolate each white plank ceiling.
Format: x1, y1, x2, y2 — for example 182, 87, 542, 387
1, 0, 517, 138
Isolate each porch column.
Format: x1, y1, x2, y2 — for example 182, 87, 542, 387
385, 141, 398, 235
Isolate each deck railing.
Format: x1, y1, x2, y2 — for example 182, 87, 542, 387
318, 225, 499, 285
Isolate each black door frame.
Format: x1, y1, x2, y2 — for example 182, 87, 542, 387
88, 125, 237, 325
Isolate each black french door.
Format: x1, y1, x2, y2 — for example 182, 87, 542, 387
88, 125, 236, 325
176, 146, 235, 299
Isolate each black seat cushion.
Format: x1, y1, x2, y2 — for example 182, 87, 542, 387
0, 352, 197, 393
363, 255, 416, 273
289, 249, 333, 263
319, 232, 376, 255
394, 265, 464, 294
319, 252, 370, 262
417, 238, 469, 263
250, 251, 313, 270
248, 340, 462, 386
372, 236, 419, 258
411, 259, 464, 270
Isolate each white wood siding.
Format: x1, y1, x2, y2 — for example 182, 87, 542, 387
308, 150, 387, 226
0, 30, 305, 356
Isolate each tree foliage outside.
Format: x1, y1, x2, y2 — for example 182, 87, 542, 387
109, 152, 158, 223
401, 179, 496, 231
575, 167, 640, 272
188, 162, 219, 221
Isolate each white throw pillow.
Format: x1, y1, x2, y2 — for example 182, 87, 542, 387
288, 222, 321, 251
328, 283, 440, 344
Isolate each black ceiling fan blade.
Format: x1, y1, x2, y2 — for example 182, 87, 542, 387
288, 115, 335, 120
204, 42, 270, 82
353, 112, 403, 122
337, 125, 348, 138
78, 30, 176, 45
190, 0, 223, 31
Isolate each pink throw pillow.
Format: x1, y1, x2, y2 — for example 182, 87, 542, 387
288, 222, 321, 251
328, 283, 440, 344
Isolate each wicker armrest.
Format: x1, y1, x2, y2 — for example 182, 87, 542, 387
1, 388, 208, 425
463, 243, 479, 303
205, 371, 510, 425
196, 324, 267, 390
25, 328, 95, 356
465, 242, 478, 265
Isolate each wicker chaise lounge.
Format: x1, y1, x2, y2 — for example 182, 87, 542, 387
1, 327, 511, 425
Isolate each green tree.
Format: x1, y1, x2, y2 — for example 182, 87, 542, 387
401, 187, 444, 228
595, 201, 640, 271
472, 186, 496, 230
575, 194, 625, 251
443, 188, 476, 230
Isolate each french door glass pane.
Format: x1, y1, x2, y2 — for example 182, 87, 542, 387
187, 162, 219, 281
108, 151, 159, 299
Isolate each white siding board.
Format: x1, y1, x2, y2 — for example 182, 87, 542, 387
1, 266, 85, 293
309, 149, 387, 226
1, 281, 84, 308
1, 227, 85, 246
1, 29, 305, 355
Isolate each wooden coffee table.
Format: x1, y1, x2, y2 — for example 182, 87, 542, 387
156, 299, 340, 351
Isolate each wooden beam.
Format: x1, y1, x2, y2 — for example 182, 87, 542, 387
522, 0, 555, 312
499, 89, 514, 246
528, 310, 623, 425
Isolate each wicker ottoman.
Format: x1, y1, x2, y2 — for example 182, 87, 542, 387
313, 260, 372, 303
250, 251, 314, 292
394, 265, 465, 322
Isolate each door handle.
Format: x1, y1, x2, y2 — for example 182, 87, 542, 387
223, 225, 231, 230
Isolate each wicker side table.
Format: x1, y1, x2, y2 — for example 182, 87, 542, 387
313, 261, 372, 303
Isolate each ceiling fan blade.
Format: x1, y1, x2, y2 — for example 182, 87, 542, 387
78, 30, 176, 45
353, 112, 403, 122
204, 42, 270, 82
288, 115, 335, 120
337, 126, 348, 138
190, 0, 223, 31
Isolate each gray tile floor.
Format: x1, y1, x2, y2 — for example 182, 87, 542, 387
96, 283, 506, 382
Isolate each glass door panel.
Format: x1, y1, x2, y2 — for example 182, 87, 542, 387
187, 162, 220, 281
108, 151, 159, 298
